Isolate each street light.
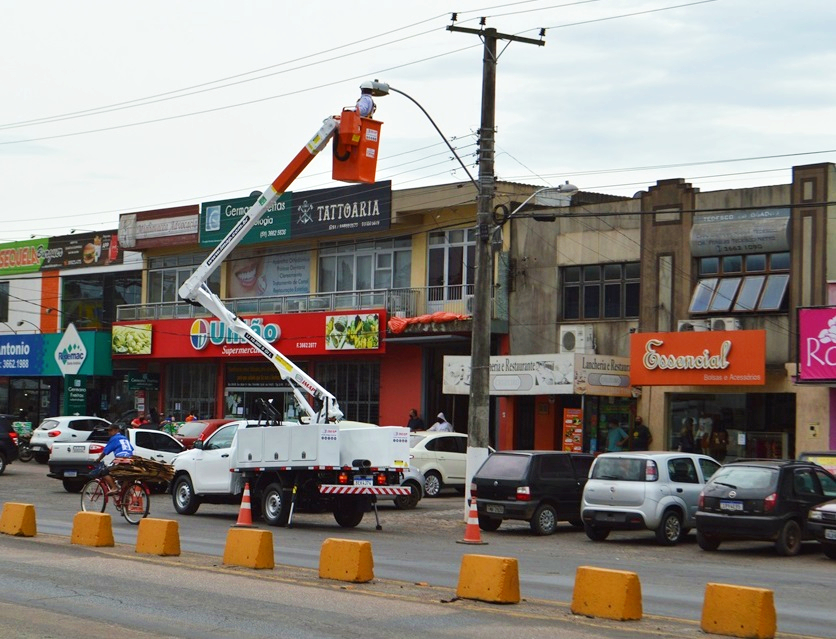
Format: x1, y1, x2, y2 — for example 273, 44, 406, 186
16, 320, 39, 333
494, 183, 579, 226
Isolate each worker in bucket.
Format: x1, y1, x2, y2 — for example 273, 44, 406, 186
356, 81, 377, 118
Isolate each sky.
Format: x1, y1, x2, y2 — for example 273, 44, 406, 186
1, 0, 835, 242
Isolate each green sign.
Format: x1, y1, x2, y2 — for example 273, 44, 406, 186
200, 192, 292, 247
128, 372, 160, 391
64, 375, 87, 415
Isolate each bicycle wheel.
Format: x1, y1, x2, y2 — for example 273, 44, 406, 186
80, 480, 108, 513
121, 482, 150, 525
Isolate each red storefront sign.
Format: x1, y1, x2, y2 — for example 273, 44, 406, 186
112, 310, 386, 359
629, 330, 766, 386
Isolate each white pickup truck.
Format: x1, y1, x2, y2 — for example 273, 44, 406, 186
48, 428, 185, 493
171, 418, 410, 528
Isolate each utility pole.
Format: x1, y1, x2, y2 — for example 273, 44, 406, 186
447, 19, 544, 502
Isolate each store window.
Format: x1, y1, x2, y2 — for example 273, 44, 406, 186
562, 262, 640, 320
319, 237, 411, 293
148, 253, 220, 304
315, 361, 379, 423
668, 393, 796, 461
62, 272, 141, 331
689, 252, 789, 314
427, 229, 476, 306
165, 361, 218, 420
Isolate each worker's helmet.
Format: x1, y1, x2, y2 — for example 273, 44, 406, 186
359, 80, 375, 94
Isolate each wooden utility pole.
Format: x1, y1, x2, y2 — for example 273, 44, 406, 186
446, 20, 544, 467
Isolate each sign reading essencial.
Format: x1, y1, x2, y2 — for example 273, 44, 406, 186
629, 330, 765, 386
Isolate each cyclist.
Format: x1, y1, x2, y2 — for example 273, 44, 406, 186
95, 423, 135, 495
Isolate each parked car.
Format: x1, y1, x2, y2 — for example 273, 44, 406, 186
696, 458, 836, 556
473, 450, 594, 535
28, 415, 112, 463
0, 414, 20, 474
581, 451, 721, 545
174, 419, 233, 449
409, 431, 468, 497
807, 499, 836, 559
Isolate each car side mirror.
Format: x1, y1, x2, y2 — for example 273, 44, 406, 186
193, 440, 204, 450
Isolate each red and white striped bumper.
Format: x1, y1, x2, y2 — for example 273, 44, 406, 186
319, 485, 411, 495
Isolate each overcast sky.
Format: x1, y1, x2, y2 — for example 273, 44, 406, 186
1, 0, 834, 242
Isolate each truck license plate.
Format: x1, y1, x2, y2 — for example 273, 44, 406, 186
720, 500, 743, 512
486, 504, 504, 514
64, 470, 77, 477
826, 529, 836, 541
354, 476, 373, 486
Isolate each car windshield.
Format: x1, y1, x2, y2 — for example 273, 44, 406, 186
176, 422, 208, 438
475, 454, 530, 481
710, 466, 776, 490
591, 457, 646, 481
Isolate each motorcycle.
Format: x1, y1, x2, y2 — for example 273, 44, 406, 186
16, 432, 33, 463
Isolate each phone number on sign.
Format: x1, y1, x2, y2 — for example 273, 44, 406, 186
1, 359, 30, 369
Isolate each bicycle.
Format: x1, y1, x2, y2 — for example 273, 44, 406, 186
80, 467, 151, 525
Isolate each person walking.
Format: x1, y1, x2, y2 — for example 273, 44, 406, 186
605, 418, 629, 452
428, 412, 453, 432
629, 416, 653, 451
407, 408, 425, 431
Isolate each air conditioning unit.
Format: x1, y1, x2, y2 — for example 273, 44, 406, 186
711, 317, 742, 331
559, 324, 595, 354
677, 319, 710, 332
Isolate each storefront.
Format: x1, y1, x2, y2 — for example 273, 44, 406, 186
628, 329, 797, 460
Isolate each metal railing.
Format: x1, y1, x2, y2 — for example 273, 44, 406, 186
115, 286, 482, 323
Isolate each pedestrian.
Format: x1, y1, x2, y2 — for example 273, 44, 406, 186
605, 418, 629, 452
629, 416, 653, 451
678, 417, 697, 453
130, 412, 149, 428
148, 406, 161, 428
407, 408, 425, 431
428, 412, 453, 432
185, 409, 198, 422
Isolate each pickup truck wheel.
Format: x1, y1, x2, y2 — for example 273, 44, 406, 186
262, 482, 289, 526
424, 471, 442, 497
584, 523, 610, 541
655, 510, 683, 545
62, 478, 85, 493
333, 497, 365, 528
394, 479, 421, 510
775, 519, 803, 556
172, 475, 201, 515
478, 515, 502, 532
34, 452, 49, 465
530, 504, 558, 536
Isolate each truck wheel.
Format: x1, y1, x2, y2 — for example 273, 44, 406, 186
262, 481, 289, 526
62, 479, 85, 493
172, 475, 201, 515
424, 471, 443, 497
333, 497, 365, 528
394, 479, 421, 510
530, 504, 559, 535
655, 509, 683, 545
775, 519, 802, 556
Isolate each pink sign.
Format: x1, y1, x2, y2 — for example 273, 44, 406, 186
798, 307, 836, 381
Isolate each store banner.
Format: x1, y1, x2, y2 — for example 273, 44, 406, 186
443, 353, 574, 395
574, 354, 633, 397
111, 311, 386, 359
629, 330, 766, 386
797, 306, 836, 382
290, 181, 391, 238
199, 192, 292, 247
0, 331, 111, 377
562, 408, 583, 452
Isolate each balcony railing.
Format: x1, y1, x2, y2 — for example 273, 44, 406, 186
115, 286, 483, 323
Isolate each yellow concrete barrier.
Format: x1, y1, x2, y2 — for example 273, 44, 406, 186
223, 528, 274, 569
701, 583, 776, 639
0, 502, 37, 537
318, 538, 374, 583
571, 565, 642, 621
135, 518, 180, 556
71, 512, 114, 547
456, 554, 520, 604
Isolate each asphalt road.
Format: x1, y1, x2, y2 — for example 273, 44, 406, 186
1, 460, 834, 638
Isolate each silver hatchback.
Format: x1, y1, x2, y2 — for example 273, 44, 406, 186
581, 451, 720, 545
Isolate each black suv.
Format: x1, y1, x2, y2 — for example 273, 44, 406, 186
472, 451, 594, 535
696, 459, 836, 556
0, 414, 20, 474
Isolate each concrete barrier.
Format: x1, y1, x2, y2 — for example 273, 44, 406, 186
571, 565, 642, 621
0, 502, 37, 537
135, 518, 181, 556
318, 538, 374, 583
222, 528, 274, 569
456, 554, 520, 604
71, 512, 114, 547
701, 583, 776, 639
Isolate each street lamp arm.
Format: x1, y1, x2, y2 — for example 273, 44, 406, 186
496, 182, 579, 225
388, 86, 478, 190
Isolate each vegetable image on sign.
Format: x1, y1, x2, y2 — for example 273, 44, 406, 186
112, 324, 152, 355
325, 314, 380, 350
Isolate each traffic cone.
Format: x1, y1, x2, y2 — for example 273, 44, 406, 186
457, 494, 487, 545
233, 482, 253, 527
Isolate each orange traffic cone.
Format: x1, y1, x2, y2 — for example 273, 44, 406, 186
457, 494, 488, 545
233, 482, 253, 527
